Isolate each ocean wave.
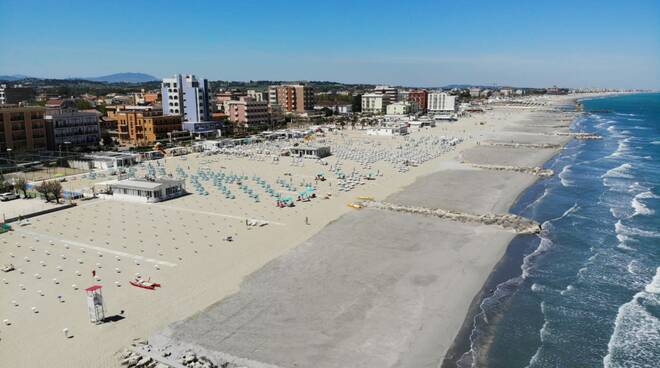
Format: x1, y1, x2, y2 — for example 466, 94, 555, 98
603, 267, 660, 368
628, 181, 649, 193
457, 276, 525, 368
522, 236, 554, 279
627, 261, 640, 275
522, 187, 552, 213
560, 284, 575, 295
606, 139, 631, 159
558, 165, 574, 187
602, 163, 633, 179
616, 242, 634, 251
609, 205, 628, 220
614, 112, 637, 117
652, 141, 660, 145
646, 269, 660, 294
631, 191, 657, 216
524, 302, 550, 368
615, 220, 660, 238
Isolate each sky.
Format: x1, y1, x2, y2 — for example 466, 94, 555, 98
0, 0, 658, 89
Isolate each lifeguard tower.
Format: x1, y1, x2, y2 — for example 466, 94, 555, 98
85, 285, 105, 324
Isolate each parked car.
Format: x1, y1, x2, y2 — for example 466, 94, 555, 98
0, 192, 19, 201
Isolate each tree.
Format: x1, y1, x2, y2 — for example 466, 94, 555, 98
36, 181, 50, 202
75, 99, 93, 110
48, 181, 63, 204
15, 177, 28, 198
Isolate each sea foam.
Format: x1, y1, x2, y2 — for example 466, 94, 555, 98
558, 165, 573, 187
631, 191, 656, 216
603, 267, 660, 368
602, 163, 633, 179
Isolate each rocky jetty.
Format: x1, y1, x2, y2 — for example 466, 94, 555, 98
358, 201, 541, 234
485, 142, 562, 149
554, 131, 602, 140
468, 163, 554, 177
118, 340, 231, 368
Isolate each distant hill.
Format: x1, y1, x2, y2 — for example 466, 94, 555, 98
0, 74, 30, 81
83, 73, 159, 83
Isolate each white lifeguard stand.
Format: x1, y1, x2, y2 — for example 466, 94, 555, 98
85, 285, 105, 324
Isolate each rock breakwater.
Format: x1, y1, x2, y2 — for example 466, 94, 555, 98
358, 201, 541, 234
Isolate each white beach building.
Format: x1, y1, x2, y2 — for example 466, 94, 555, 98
67, 152, 139, 171
367, 124, 409, 136
287, 145, 331, 159
107, 178, 186, 203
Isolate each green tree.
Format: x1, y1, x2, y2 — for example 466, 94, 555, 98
75, 99, 93, 110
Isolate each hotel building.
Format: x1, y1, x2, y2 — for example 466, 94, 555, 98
361, 93, 386, 114
226, 97, 271, 128
427, 92, 457, 114
161, 74, 211, 122
44, 101, 100, 150
269, 85, 315, 113
115, 109, 182, 147
408, 89, 428, 112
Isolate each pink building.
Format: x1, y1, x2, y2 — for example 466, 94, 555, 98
226, 97, 270, 128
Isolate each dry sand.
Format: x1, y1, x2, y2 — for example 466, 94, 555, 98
0, 94, 594, 367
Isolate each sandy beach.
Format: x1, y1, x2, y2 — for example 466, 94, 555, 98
0, 94, 600, 367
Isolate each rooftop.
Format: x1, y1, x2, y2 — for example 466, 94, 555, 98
110, 178, 184, 191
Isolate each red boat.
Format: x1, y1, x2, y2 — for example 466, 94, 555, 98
129, 278, 161, 290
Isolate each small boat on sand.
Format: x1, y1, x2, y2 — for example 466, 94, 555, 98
129, 277, 161, 290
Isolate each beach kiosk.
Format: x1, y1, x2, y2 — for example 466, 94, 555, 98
85, 285, 105, 324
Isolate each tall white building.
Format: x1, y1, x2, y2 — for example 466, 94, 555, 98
427, 92, 456, 114
361, 93, 386, 114
161, 74, 211, 122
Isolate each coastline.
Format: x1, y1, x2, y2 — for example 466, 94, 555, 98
0, 94, 612, 368
139, 95, 597, 368
440, 133, 578, 368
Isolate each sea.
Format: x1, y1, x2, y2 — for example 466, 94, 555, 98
456, 93, 660, 368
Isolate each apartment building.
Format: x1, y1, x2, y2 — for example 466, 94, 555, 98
44, 100, 100, 150
226, 97, 270, 128
0, 84, 35, 105
269, 85, 315, 113
373, 85, 397, 105
246, 90, 267, 102
408, 89, 428, 112
115, 109, 182, 147
361, 93, 386, 114
161, 74, 211, 122
0, 105, 47, 152
427, 92, 456, 114
386, 101, 412, 115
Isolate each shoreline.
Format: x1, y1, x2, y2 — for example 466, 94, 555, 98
136, 95, 598, 368
0, 94, 611, 368
440, 130, 577, 367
